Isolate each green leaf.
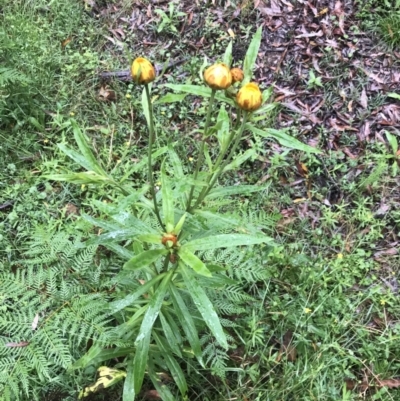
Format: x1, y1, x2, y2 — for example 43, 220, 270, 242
86, 228, 144, 245
184, 233, 272, 251
164, 84, 235, 106
223, 40, 233, 67
136, 234, 163, 244
155, 92, 188, 104
124, 249, 168, 271
243, 27, 262, 85
159, 312, 182, 357
178, 247, 212, 277
205, 184, 264, 199
246, 124, 321, 153
169, 283, 202, 363
223, 148, 256, 172
215, 105, 230, 152
180, 264, 228, 349
168, 145, 184, 178
44, 172, 111, 185
69, 344, 103, 370
142, 85, 150, 128
57, 144, 96, 172
385, 130, 398, 154
123, 355, 136, 401
133, 270, 174, 393
161, 160, 175, 232
388, 92, 400, 100
147, 359, 175, 401
71, 120, 107, 176
153, 333, 188, 396
109, 273, 167, 313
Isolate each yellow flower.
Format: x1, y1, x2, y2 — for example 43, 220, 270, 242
304, 308, 312, 314
203, 63, 232, 90
230, 67, 244, 84
130, 57, 156, 84
236, 82, 262, 111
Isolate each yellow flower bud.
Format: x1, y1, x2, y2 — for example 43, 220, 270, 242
236, 82, 262, 112
203, 63, 232, 90
230, 68, 244, 84
130, 57, 156, 84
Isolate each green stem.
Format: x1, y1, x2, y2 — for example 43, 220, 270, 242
186, 89, 217, 211
191, 112, 248, 210
162, 254, 170, 273
145, 84, 164, 229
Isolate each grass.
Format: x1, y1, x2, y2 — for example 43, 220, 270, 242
2, 0, 400, 400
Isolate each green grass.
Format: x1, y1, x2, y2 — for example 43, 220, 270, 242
2, 0, 400, 400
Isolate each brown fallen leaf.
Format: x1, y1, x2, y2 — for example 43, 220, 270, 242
359, 89, 368, 109
98, 86, 116, 102
377, 378, 400, 388
144, 390, 161, 400
276, 330, 297, 362
6, 342, 29, 348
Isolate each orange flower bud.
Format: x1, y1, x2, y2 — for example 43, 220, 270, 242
203, 63, 232, 90
162, 233, 178, 247
230, 68, 244, 84
130, 57, 156, 84
236, 82, 262, 112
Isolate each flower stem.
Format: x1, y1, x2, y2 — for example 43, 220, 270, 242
186, 89, 216, 212
191, 112, 248, 210
145, 83, 164, 229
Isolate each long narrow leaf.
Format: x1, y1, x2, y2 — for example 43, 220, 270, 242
109, 273, 167, 313
123, 355, 136, 401
161, 160, 175, 231
57, 144, 96, 172
164, 84, 235, 106
184, 233, 273, 251
153, 333, 188, 396
223, 40, 233, 67
243, 27, 262, 84
124, 248, 168, 271
71, 120, 107, 176
246, 124, 321, 153
223, 148, 256, 172
178, 247, 212, 277
44, 171, 111, 185
205, 184, 264, 199
133, 270, 174, 393
147, 359, 175, 401
169, 283, 202, 363
180, 263, 228, 349
159, 312, 182, 357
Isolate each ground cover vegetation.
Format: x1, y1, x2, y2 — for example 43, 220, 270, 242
1, 0, 400, 400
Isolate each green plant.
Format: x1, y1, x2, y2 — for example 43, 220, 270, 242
307, 69, 323, 89
154, 2, 186, 36
44, 27, 320, 400
0, 230, 112, 401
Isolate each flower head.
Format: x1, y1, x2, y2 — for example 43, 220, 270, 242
236, 82, 262, 111
230, 68, 244, 84
203, 63, 232, 90
131, 57, 156, 84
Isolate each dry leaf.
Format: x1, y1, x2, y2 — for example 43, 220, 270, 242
61, 37, 72, 47
359, 89, 368, 109
98, 86, 116, 102
6, 342, 29, 347
32, 313, 39, 330
378, 378, 400, 388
